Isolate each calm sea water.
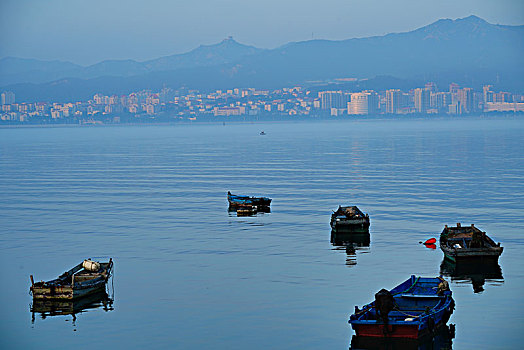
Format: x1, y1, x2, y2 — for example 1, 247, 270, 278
0, 117, 523, 349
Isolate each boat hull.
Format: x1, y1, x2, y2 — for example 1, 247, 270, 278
351, 310, 452, 339
351, 324, 455, 349
330, 218, 370, 233
441, 245, 502, 263
32, 279, 107, 300
352, 323, 420, 339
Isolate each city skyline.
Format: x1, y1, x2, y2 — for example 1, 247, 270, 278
2, 80, 522, 124
1, 0, 524, 65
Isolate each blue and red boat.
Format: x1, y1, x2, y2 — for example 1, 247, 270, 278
227, 191, 271, 209
349, 275, 454, 339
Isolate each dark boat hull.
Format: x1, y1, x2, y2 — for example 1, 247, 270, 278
31, 281, 107, 300
330, 219, 370, 233
440, 244, 503, 263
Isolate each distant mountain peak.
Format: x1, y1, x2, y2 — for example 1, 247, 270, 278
412, 14, 497, 40
424, 15, 490, 29
458, 15, 488, 24
221, 36, 236, 44
194, 36, 252, 51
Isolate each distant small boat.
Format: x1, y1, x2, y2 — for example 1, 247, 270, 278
30, 259, 113, 300
349, 275, 455, 339
440, 223, 503, 262
227, 191, 271, 209
330, 206, 370, 233
260, 131, 266, 135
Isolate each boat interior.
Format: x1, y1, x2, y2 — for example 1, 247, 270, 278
35, 261, 112, 287
357, 295, 446, 321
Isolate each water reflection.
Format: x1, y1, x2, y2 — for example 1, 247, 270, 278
350, 324, 455, 350
227, 206, 271, 217
331, 231, 370, 267
440, 259, 504, 293
31, 290, 114, 325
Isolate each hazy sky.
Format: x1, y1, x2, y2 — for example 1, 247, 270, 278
1, 0, 523, 65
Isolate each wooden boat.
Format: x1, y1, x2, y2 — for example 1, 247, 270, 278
227, 191, 271, 209
330, 205, 370, 233
349, 275, 454, 339
30, 258, 113, 300
440, 223, 503, 262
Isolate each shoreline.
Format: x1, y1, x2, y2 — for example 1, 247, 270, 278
0, 113, 521, 129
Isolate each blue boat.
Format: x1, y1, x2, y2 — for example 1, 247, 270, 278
227, 191, 271, 209
349, 275, 454, 339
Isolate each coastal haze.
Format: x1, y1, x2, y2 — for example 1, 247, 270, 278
1, 15, 524, 101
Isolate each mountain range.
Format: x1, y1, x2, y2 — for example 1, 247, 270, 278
1, 15, 523, 102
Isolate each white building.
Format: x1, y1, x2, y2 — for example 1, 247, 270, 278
1, 91, 15, 105
348, 91, 378, 115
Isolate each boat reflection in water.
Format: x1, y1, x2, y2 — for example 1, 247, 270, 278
440, 258, 503, 293
31, 290, 114, 325
350, 323, 455, 350
331, 231, 370, 267
228, 206, 271, 217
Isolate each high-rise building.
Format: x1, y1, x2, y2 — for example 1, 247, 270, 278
431, 92, 451, 112
1, 91, 15, 105
425, 82, 437, 93
483, 85, 493, 104
414, 88, 430, 113
457, 88, 473, 113
493, 91, 512, 103
449, 83, 460, 94
385, 89, 402, 114
319, 91, 349, 110
348, 91, 378, 115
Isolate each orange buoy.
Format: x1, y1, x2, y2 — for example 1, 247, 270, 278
424, 238, 437, 245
